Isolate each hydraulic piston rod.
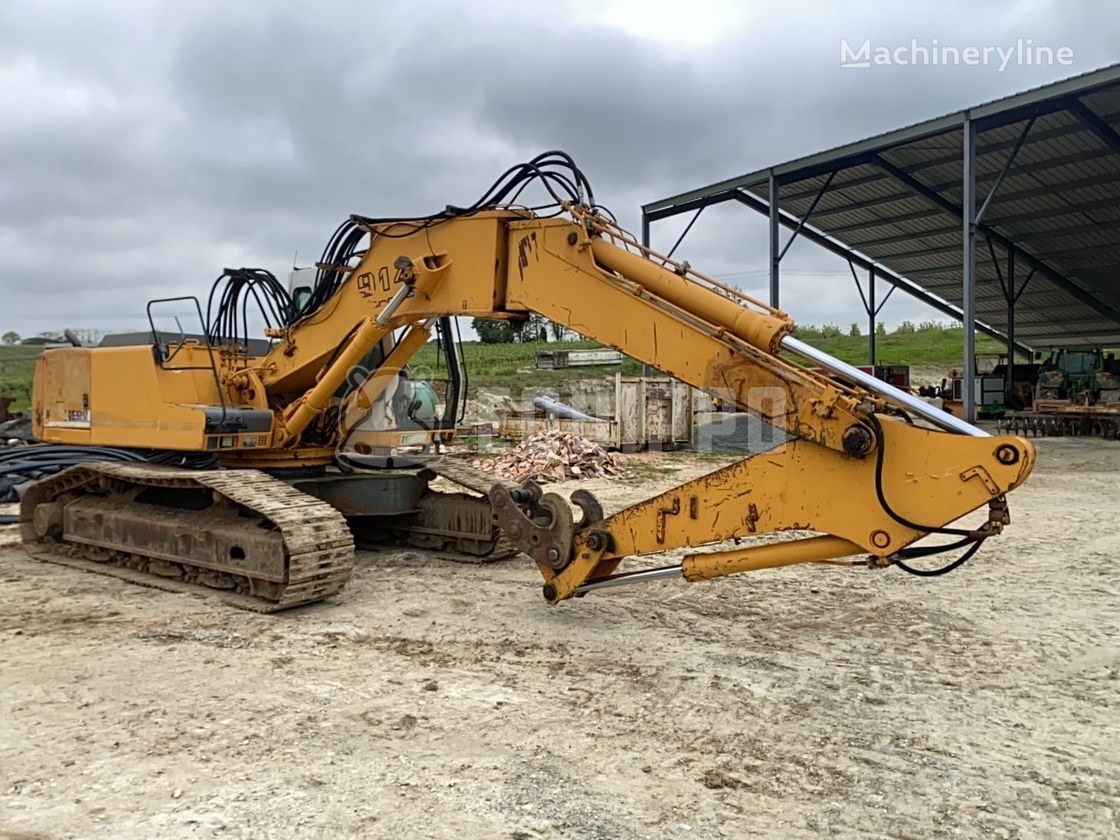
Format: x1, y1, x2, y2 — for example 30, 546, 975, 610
781, 335, 988, 438
280, 273, 417, 442
574, 565, 682, 595
589, 235, 984, 437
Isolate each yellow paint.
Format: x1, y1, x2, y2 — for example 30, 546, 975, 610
31, 204, 1038, 601
681, 535, 863, 581
34, 344, 230, 450
541, 416, 1033, 601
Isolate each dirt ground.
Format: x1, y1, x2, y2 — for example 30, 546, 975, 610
1, 436, 1117, 839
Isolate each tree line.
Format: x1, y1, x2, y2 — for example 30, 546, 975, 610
471, 315, 570, 345
471, 316, 961, 345
794, 319, 957, 340
1, 329, 107, 347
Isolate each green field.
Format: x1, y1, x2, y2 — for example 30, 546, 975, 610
409, 324, 1006, 399
410, 337, 645, 396
0, 323, 1007, 414
0, 346, 37, 413
787, 325, 1004, 366
410, 325, 1004, 378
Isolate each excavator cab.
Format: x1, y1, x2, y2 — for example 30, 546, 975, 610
336, 315, 465, 461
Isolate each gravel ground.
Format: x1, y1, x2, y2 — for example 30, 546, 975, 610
1, 436, 1117, 839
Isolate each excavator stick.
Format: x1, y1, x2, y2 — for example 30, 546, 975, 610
493, 413, 1034, 603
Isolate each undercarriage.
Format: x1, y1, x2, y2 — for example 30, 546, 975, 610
19, 456, 521, 611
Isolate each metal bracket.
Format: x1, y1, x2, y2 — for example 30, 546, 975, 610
489, 483, 603, 571
656, 497, 681, 544
960, 466, 999, 496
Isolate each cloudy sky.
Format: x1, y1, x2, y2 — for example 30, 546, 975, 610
1, 0, 1117, 339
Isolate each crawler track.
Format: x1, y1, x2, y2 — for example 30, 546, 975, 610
20, 463, 354, 612
352, 455, 521, 562
18, 456, 523, 611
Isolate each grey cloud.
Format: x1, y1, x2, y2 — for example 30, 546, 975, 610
0, 0, 1116, 336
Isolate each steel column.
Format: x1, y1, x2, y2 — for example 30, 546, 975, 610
849, 261, 880, 366
963, 114, 977, 422
1006, 248, 1016, 397
868, 267, 876, 365
768, 172, 780, 308
731, 190, 1028, 357
640, 211, 652, 376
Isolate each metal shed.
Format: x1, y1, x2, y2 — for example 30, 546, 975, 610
642, 63, 1120, 420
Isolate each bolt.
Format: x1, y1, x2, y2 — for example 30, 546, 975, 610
542, 584, 557, 601
870, 530, 891, 549
585, 531, 607, 551
546, 547, 561, 563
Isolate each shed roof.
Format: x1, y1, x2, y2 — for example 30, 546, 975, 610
644, 64, 1120, 347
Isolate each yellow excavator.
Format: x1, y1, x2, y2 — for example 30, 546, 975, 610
21, 152, 1035, 611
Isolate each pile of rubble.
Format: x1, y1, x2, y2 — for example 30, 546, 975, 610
473, 431, 627, 483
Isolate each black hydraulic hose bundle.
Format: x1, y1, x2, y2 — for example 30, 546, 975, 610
205, 267, 293, 349
195, 151, 613, 363
0, 445, 218, 505
294, 152, 606, 326
199, 154, 607, 342
893, 539, 985, 577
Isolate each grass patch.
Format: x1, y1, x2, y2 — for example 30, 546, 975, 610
412, 339, 642, 379
788, 325, 1004, 367
0, 346, 37, 412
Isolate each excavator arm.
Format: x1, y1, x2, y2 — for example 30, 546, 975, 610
256, 205, 1035, 603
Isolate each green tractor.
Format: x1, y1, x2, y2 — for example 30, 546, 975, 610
1035, 347, 1120, 405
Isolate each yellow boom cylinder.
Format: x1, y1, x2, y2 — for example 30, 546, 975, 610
280, 264, 433, 445
681, 535, 863, 582
338, 319, 435, 437
280, 315, 394, 443
589, 237, 794, 353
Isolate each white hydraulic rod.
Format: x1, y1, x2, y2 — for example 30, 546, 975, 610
781, 336, 988, 438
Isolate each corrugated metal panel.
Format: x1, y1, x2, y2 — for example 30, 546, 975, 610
646, 63, 1120, 212
723, 71, 1120, 347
